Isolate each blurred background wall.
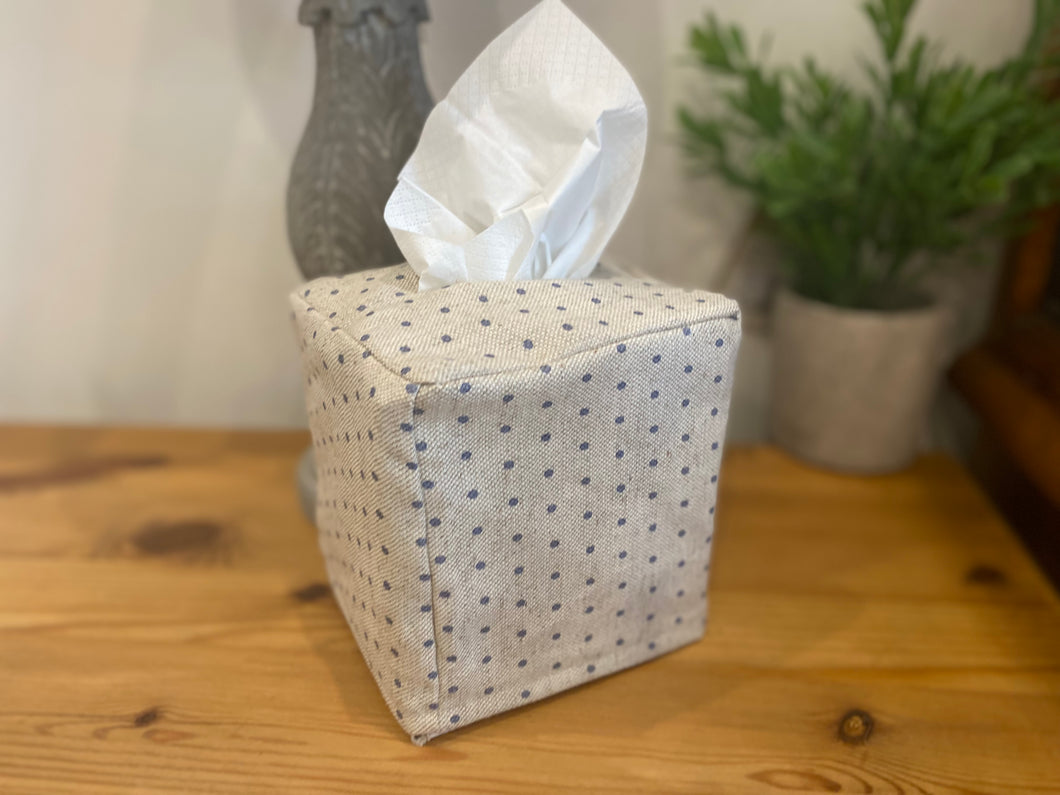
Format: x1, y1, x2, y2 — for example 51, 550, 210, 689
0, 0, 1033, 436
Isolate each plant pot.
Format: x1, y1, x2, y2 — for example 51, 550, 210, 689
771, 289, 950, 474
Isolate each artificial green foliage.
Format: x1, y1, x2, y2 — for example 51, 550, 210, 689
679, 0, 1060, 309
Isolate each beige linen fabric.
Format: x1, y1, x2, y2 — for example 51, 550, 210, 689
290, 264, 741, 743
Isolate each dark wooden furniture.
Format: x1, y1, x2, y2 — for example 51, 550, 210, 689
950, 205, 1060, 582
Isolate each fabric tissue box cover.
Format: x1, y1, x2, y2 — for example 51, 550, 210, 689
291, 263, 741, 744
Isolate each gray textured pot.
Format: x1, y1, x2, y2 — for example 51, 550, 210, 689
771, 290, 950, 474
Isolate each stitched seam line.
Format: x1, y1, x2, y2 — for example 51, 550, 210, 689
291, 292, 740, 387
408, 385, 443, 740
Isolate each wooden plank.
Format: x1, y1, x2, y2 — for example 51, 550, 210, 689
1, 426, 1058, 794
951, 345, 1060, 506
996, 204, 1060, 323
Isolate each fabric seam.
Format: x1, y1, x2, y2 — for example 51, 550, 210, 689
408, 386, 444, 741
291, 292, 740, 387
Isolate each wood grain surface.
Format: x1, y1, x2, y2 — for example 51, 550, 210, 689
1, 425, 1058, 794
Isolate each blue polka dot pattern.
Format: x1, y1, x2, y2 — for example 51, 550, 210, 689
291, 263, 740, 745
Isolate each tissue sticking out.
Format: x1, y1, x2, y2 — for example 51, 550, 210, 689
384, 0, 647, 290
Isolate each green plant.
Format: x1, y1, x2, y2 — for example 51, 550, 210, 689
679, 0, 1060, 309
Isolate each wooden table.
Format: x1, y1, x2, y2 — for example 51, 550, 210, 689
2, 426, 1058, 794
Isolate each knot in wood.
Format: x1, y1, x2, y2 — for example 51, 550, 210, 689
838, 709, 874, 745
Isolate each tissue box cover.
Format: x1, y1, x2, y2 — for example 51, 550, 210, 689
290, 264, 740, 743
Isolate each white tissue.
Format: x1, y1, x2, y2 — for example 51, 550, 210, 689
383, 0, 647, 290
